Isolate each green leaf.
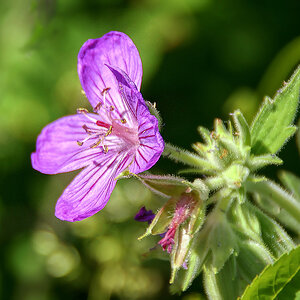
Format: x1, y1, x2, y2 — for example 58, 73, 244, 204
245, 178, 300, 222
253, 192, 300, 234
248, 202, 294, 257
297, 119, 300, 155
240, 245, 300, 300
250, 66, 300, 155
278, 170, 300, 200
204, 240, 272, 300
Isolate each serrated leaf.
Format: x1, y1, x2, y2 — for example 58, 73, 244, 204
240, 245, 300, 300
250, 66, 300, 154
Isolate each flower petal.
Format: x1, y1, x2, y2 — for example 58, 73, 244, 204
78, 31, 143, 110
106, 65, 164, 172
31, 114, 110, 174
55, 150, 132, 221
130, 115, 164, 174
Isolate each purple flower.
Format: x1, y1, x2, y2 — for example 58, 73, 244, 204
134, 206, 155, 223
31, 31, 164, 222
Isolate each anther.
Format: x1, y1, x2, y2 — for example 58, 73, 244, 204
121, 119, 127, 124
110, 105, 115, 111
101, 87, 111, 95
105, 125, 112, 137
77, 141, 83, 146
77, 108, 89, 114
103, 145, 108, 153
94, 102, 102, 112
101, 87, 111, 106
91, 139, 102, 149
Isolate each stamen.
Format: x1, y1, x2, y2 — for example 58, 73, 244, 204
121, 119, 127, 124
105, 125, 112, 137
77, 108, 100, 124
94, 102, 102, 112
101, 87, 111, 95
101, 87, 111, 106
77, 108, 89, 114
103, 145, 108, 153
90, 139, 102, 148
82, 124, 96, 135
110, 105, 115, 111
96, 120, 110, 129
77, 132, 101, 147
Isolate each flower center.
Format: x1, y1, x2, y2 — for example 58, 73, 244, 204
76, 87, 139, 153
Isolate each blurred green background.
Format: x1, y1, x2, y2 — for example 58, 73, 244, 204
1, 0, 299, 299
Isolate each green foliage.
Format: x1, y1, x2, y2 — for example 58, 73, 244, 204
250, 66, 300, 155
240, 245, 300, 300
279, 170, 300, 201
163, 67, 300, 298
3, 0, 300, 298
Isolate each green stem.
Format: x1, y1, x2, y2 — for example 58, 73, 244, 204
162, 143, 215, 169
245, 179, 300, 221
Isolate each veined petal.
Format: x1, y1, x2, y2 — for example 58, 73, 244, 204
106, 65, 145, 126
130, 114, 164, 174
55, 150, 132, 222
78, 31, 143, 111
105, 66, 164, 172
31, 114, 110, 174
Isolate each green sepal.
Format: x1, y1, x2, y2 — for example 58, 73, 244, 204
137, 174, 189, 198
145, 100, 163, 130
138, 197, 176, 239
163, 143, 218, 171
182, 178, 209, 201
170, 199, 206, 283
232, 110, 251, 147
246, 153, 283, 171
221, 164, 250, 190
197, 126, 213, 146
240, 245, 300, 300
250, 66, 300, 155
172, 210, 239, 292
